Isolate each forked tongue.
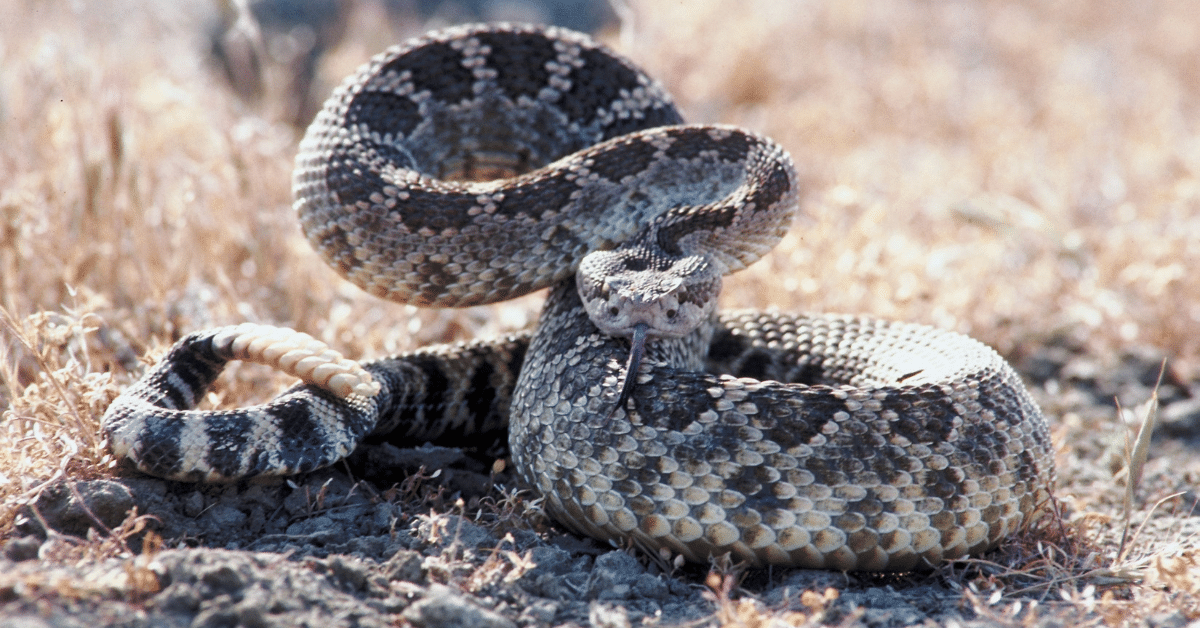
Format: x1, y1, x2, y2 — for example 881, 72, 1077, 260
615, 322, 649, 410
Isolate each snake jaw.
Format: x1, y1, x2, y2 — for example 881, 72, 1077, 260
616, 322, 649, 410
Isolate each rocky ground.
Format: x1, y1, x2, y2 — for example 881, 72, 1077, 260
3, 340, 1198, 628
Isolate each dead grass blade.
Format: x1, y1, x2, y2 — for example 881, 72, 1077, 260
1115, 361, 1165, 566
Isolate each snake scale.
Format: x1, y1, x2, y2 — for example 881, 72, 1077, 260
102, 23, 1055, 571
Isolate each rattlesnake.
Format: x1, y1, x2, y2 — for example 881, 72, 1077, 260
102, 23, 1055, 571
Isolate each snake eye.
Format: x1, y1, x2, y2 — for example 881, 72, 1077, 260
666, 309, 677, 319
609, 306, 620, 316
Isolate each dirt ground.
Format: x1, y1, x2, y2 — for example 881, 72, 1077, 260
2, 1, 1200, 626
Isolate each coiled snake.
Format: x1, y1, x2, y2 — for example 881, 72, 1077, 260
102, 24, 1055, 571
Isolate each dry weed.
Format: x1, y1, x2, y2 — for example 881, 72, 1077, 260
0, 308, 120, 531
415, 498, 538, 592
0, 507, 163, 605
703, 570, 847, 628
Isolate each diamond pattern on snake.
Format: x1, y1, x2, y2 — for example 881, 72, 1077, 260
102, 23, 1056, 571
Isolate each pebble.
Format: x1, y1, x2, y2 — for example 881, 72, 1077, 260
402, 584, 517, 628
16, 480, 134, 538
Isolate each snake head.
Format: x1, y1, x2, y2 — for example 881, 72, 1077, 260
576, 246, 721, 340
577, 244, 720, 409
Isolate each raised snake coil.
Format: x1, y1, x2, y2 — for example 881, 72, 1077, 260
102, 24, 1055, 571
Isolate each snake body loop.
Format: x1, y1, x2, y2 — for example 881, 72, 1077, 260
102, 24, 1055, 570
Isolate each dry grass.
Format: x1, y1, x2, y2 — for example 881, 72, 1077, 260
2, 0, 1200, 623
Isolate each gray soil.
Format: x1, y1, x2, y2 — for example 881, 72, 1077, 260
3, 340, 1197, 627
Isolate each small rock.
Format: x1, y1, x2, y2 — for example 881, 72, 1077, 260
286, 515, 336, 539
525, 546, 574, 576
320, 554, 370, 592
517, 546, 591, 599
121, 478, 167, 501
152, 582, 202, 614
372, 501, 397, 529
203, 503, 248, 530
3, 536, 42, 561
199, 563, 246, 593
384, 549, 425, 584
16, 480, 134, 538
246, 504, 267, 533
631, 573, 669, 600
183, 491, 205, 518
587, 551, 644, 600
231, 600, 269, 628
191, 605, 239, 628
519, 600, 559, 624
403, 584, 517, 628
341, 534, 389, 558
